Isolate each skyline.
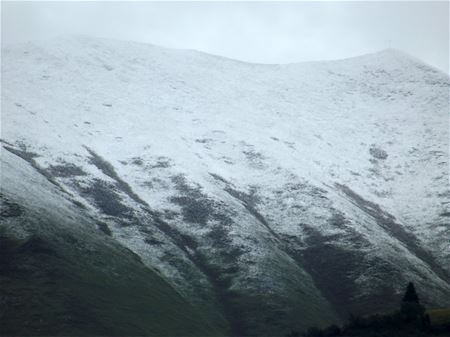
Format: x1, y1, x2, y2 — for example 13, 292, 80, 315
2, 1, 449, 73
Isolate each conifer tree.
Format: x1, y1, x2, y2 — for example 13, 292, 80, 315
400, 282, 425, 324
402, 282, 419, 303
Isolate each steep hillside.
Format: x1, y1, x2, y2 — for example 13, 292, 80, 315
1, 36, 449, 336
0, 150, 229, 336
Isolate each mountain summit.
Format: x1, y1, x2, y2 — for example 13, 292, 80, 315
1, 37, 449, 336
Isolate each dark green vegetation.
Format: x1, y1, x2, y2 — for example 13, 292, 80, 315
2, 145, 448, 337
84, 146, 149, 207
47, 162, 87, 178
290, 282, 450, 337
2, 146, 64, 192
0, 195, 24, 218
1, 146, 448, 337
81, 178, 133, 217
0, 214, 228, 337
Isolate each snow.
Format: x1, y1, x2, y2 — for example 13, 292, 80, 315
2, 36, 449, 313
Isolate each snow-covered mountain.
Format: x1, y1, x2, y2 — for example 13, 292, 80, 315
1, 36, 449, 336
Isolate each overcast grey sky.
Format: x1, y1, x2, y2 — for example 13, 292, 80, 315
2, 1, 449, 73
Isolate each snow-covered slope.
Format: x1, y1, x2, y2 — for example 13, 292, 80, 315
1, 36, 449, 336
0, 149, 230, 336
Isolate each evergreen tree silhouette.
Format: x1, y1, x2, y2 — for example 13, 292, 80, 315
402, 282, 419, 303
400, 282, 425, 324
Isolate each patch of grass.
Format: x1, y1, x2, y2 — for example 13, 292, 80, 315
170, 174, 233, 226
3, 146, 68, 194
47, 163, 87, 178
82, 179, 133, 218
84, 146, 148, 207
0, 223, 228, 337
0, 194, 24, 217
96, 221, 112, 236
429, 308, 450, 326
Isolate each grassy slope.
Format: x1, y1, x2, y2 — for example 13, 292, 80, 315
0, 218, 229, 337
429, 308, 450, 327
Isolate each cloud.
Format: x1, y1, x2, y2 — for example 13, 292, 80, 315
2, 1, 448, 72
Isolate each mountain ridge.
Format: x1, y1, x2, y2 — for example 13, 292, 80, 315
3, 35, 441, 71
1, 36, 449, 336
